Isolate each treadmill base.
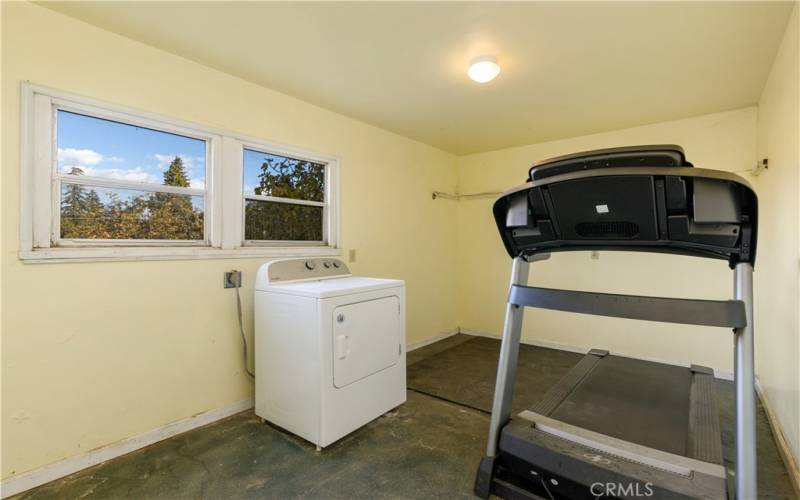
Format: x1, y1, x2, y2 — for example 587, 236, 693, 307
476, 351, 727, 500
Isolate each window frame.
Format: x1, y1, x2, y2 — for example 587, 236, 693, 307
240, 142, 332, 247
19, 83, 340, 262
51, 103, 214, 247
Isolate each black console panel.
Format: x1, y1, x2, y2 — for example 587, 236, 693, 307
494, 146, 758, 267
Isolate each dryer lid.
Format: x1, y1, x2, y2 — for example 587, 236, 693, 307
256, 275, 404, 298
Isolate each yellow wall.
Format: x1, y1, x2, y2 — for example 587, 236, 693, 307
3, 0, 799, 485
456, 107, 758, 371
754, 4, 800, 466
1, 3, 459, 479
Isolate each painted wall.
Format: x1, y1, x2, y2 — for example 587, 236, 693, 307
753, 3, 800, 467
1, 3, 459, 479
456, 107, 758, 372
3, 0, 798, 487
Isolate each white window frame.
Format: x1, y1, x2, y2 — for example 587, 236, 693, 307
240, 142, 332, 247
19, 83, 340, 262
51, 101, 214, 248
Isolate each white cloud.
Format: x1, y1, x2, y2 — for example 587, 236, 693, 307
190, 178, 205, 190
61, 165, 160, 184
57, 148, 104, 166
57, 148, 126, 167
154, 153, 196, 170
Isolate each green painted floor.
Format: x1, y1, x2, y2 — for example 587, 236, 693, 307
13, 335, 796, 499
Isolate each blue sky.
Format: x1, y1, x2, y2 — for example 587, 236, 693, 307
57, 110, 322, 204
243, 148, 325, 199
57, 110, 206, 189
244, 149, 307, 196
243, 149, 272, 195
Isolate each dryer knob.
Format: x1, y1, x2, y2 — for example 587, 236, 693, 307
304, 260, 316, 270
323, 261, 331, 268
332, 261, 341, 268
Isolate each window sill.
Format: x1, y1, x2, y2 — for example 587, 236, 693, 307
19, 246, 341, 264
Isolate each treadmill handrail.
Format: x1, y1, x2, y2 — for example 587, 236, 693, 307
508, 285, 746, 328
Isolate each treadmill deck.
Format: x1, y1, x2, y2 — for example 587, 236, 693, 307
490, 351, 727, 500
544, 355, 691, 456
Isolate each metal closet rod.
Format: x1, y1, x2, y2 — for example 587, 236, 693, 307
432, 191, 503, 200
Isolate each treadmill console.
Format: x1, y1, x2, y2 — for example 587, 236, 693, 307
495, 145, 758, 267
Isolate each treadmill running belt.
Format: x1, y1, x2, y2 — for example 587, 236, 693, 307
548, 355, 691, 456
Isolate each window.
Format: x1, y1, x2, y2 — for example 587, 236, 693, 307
21, 83, 339, 261
56, 111, 208, 243
243, 149, 328, 244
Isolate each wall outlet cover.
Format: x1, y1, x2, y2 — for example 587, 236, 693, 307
224, 271, 242, 288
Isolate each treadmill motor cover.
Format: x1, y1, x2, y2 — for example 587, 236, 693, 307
494, 145, 758, 267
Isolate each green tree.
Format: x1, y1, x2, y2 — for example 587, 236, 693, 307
254, 157, 324, 201
61, 155, 204, 241
162, 156, 190, 187
82, 188, 108, 238
61, 167, 92, 238
61, 167, 87, 230
148, 156, 202, 239
246, 156, 324, 241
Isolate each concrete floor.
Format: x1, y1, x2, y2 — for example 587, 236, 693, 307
13, 334, 796, 499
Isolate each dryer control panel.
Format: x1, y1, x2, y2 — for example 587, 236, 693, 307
263, 258, 351, 284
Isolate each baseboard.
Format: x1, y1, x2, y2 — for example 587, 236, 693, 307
407, 328, 460, 351
0, 398, 254, 498
755, 378, 800, 497
457, 328, 735, 380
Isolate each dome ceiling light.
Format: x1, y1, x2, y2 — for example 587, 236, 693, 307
468, 55, 501, 83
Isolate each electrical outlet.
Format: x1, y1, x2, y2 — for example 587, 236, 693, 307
224, 271, 242, 288
348, 249, 357, 263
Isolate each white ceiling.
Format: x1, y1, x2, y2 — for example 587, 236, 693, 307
42, 1, 794, 155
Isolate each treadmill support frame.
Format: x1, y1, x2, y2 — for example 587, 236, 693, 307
480, 258, 757, 499
734, 262, 756, 499
485, 256, 530, 456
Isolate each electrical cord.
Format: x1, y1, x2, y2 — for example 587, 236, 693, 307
235, 285, 255, 380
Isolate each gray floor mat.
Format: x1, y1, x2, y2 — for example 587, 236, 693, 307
407, 335, 583, 415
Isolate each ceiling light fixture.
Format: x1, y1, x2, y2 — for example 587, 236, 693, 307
468, 55, 501, 83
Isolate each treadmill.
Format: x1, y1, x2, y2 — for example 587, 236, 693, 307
474, 146, 758, 500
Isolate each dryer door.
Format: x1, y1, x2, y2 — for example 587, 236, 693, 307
332, 295, 401, 388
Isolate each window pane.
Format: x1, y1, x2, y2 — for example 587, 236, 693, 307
244, 200, 323, 241
60, 184, 204, 240
243, 149, 324, 202
57, 110, 206, 190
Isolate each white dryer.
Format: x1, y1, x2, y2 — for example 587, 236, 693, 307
254, 258, 406, 448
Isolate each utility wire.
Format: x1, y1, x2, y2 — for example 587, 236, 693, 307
235, 285, 255, 380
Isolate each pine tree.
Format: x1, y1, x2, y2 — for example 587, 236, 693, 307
163, 156, 190, 187
147, 156, 203, 240
81, 189, 108, 239
61, 167, 88, 238
63, 156, 204, 240
62, 167, 87, 218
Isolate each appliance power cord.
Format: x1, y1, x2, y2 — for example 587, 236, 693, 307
235, 286, 256, 379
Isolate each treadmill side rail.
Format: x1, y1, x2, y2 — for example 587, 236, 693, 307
516, 411, 726, 480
